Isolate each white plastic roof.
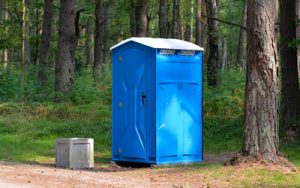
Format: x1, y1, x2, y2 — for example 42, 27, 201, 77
110, 37, 204, 51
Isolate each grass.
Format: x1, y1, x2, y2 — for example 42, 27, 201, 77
1, 69, 300, 186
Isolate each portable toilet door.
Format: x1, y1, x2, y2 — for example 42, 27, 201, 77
111, 37, 204, 164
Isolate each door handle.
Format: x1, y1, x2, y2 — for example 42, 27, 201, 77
140, 92, 147, 106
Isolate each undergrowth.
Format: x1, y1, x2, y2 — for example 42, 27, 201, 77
0, 67, 300, 167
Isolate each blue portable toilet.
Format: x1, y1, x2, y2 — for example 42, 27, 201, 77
110, 37, 204, 164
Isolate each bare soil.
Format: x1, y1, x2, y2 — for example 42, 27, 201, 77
0, 152, 295, 188
0, 153, 235, 188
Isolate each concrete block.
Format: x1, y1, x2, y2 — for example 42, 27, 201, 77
56, 138, 94, 169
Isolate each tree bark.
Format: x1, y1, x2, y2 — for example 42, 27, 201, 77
94, 0, 104, 82
221, 38, 227, 71
135, 0, 148, 37
85, 17, 94, 67
196, 0, 202, 46
184, 0, 191, 41
172, 0, 182, 39
22, 0, 31, 65
0, 0, 3, 19
242, 0, 279, 162
33, 0, 40, 64
3, 3, 8, 70
159, 0, 168, 38
297, 0, 300, 77
38, 0, 53, 85
206, 0, 220, 88
280, 0, 300, 134
102, 1, 111, 64
129, 0, 136, 37
55, 0, 76, 94
235, 1, 247, 68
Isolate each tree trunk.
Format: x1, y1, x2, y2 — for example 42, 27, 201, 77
33, 0, 40, 64
102, 1, 111, 64
55, 0, 76, 94
184, 0, 191, 41
206, 0, 220, 88
3, 3, 8, 70
94, 0, 104, 82
242, 0, 279, 162
167, 0, 173, 38
129, 0, 136, 37
85, 17, 94, 67
221, 38, 227, 71
22, 0, 31, 65
235, 1, 247, 68
38, 0, 53, 85
280, 0, 300, 134
159, 0, 168, 38
196, 0, 202, 46
172, 0, 182, 39
297, 0, 300, 77
0, 0, 3, 20
135, 0, 148, 37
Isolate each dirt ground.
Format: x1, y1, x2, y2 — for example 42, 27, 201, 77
0, 153, 236, 188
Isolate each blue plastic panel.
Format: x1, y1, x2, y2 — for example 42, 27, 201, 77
156, 50, 203, 164
112, 43, 155, 163
112, 43, 149, 163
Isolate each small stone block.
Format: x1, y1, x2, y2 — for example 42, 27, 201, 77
56, 138, 94, 169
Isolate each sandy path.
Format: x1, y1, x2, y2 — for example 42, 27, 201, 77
0, 153, 235, 188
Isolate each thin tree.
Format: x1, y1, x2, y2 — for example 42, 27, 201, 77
102, 1, 111, 64
297, 0, 300, 77
242, 0, 279, 162
280, 0, 300, 136
94, 0, 104, 81
184, 0, 191, 41
206, 0, 220, 88
22, 0, 30, 65
38, 0, 53, 85
85, 17, 94, 67
55, 0, 76, 94
172, 0, 182, 39
159, 0, 168, 38
235, 1, 247, 68
3, 2, 9, 70
195, 0, 202, 46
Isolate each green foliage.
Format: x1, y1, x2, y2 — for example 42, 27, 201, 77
70, 68, 102, 104
203, 69, 246, 152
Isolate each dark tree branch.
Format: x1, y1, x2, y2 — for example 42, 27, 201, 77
203, 14, 247, 31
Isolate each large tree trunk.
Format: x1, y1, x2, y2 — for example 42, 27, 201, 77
184, 0, 191, 41
38, 0, 53, 85
22, 0, 31, 65
235, 1, 247, 68
93, 0, 104, 82
135, 0, 148, 37
195, 0, 202, 46
55, 0, 76, 94
206, 0, 220, 88
102, 1, 111, 64
159, 0, 168, 38
280, 0, 300, 135
85, 17, 94, 67
242, 0, 279, 162
172, 0, 182, 39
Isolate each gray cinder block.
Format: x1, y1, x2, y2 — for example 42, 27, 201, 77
56, 138, 94, 169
